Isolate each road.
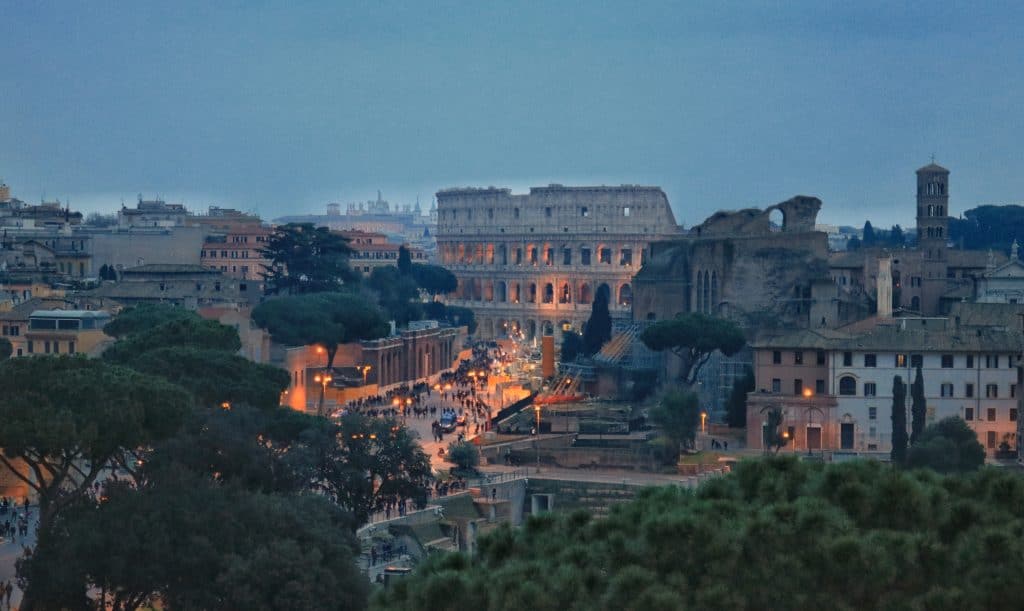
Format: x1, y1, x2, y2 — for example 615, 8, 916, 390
0, 505, 36, 610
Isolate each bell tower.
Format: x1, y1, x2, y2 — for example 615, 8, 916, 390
916, 161, 950, 256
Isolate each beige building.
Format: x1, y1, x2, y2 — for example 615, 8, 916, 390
23, 309, 113, 357
747, 313, 1022, 457
435, 185, 680, 341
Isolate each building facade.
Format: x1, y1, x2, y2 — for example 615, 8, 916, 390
198, 210, 272, 282
435, 184, 680, 341
747, 319, 1022, 456
336, 230, 428, 277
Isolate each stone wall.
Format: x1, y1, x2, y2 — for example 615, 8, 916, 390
634, 197, 834, 330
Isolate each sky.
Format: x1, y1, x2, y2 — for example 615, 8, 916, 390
2, 1, 1023, 228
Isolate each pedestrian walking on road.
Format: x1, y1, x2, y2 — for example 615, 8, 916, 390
4, 580, 11, 609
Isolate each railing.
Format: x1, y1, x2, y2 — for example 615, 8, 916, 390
467, 468, 530, 488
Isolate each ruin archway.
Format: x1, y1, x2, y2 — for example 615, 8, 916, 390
768, 208, 785, 232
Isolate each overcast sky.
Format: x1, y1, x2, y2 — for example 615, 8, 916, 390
2, 1, 1023, 228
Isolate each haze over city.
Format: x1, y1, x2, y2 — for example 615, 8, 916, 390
3, 1, 1024, 227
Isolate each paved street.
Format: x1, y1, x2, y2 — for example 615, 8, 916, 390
0, 505, 36, 611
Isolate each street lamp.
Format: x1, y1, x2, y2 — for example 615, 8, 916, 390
533, 404, 542, 472
701, 411, 708, 435
312, 372, 333, 418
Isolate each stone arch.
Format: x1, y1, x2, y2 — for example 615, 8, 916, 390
710, 272, 718, 312
597, 283, 611, 304
525, 320, 537, 340
496, 280, 507, 302
472, 278, 483, 301
768, 207, 784, 232
499, 244, 508, 265
512, 282, 521, 303
559, 282, 572, 304
528, 283, 537, 303
695, 271, 703, 313
703, 272, 711, 313
484, 280, 494, 302
911, 295, 921, 311
457, 244, 466, 263
485, 243, 495, 264
542, 320, 554, 336
543, 283, 554, 304
618, 283, 632, 307
578, 283, 592, 304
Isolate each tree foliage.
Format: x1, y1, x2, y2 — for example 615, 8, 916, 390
252, 292, 390, 368
102, 304, 199, 339
326, 414, 432, 525
367, 266, 423, 325
377, 457, 1024, 611
910, 365, 926, 445
261, 223, 358, 295
0, 356, 192, 610
725, 366, 754, 428
560, 330, 584, 363
24, 473, 368, 611
949, 204, 1024, 252
650, 390, 700, 454
411, 263, 458, 296
103, 317, 241, 364
862, 220, 876, 246
761, 406, 789, 454
640, 312, 746, 385
127, 347, 289, 410
423, 302, 476, 334
891, 375, 908, 463
0, 337, 11, 361
581, 284, 611, 355
398, 245, 413, 275
906, 417, 986, 473
447, 440, 480, 472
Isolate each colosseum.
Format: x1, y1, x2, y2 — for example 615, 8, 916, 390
435, 184, 681, 342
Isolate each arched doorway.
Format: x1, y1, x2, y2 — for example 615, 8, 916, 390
618, 283, 632, 307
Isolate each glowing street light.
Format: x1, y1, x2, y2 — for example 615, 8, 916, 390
313, 372, 333, 418
802, 387, 814, 398
701, 411, 708, 434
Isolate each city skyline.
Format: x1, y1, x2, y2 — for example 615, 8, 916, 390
3, 2, 1024, 227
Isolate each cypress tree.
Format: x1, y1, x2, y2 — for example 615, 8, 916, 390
910, 365, 926, 444
891, 375, 908, 463
582, 284, 612, 355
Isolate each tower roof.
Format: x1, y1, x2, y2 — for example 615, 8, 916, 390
916, 162, 949, 174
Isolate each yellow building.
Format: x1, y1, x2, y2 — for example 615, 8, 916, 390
24, 309, 114, 357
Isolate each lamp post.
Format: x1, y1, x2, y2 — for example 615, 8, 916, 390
312, 372, 333, 418
533, 404, 542, 473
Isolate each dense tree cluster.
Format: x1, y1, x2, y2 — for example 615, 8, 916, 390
2, 304, 429, 610
378, 457, 1024, 611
